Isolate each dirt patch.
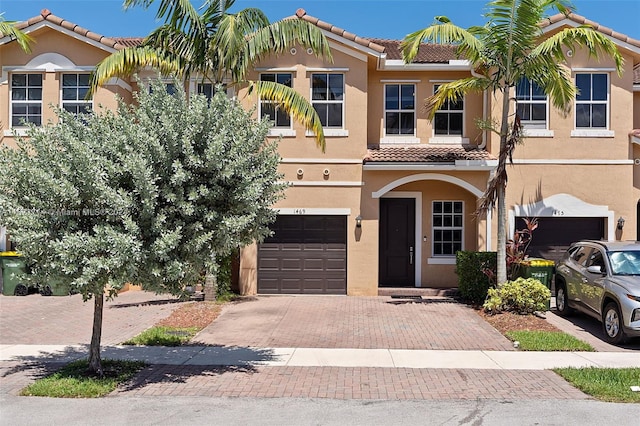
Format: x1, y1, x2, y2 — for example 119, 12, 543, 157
156, 301, 223, 329
477, 309, 560, 334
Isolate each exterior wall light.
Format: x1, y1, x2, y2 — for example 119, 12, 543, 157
355, 215, 362, 228
617, 216, 625, 230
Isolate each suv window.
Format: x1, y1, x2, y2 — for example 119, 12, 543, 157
586, 249, 606, 273
570, 246, 592, 266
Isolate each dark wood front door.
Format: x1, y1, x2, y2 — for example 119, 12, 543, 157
379, 198, 416, 287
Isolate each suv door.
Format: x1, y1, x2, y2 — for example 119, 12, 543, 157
581, 248, 608, 315
561, 244, 592, 303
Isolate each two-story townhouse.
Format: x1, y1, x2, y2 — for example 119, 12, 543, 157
2, 9, 639, 298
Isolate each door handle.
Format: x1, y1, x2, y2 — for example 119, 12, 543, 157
409, 246, 414, 265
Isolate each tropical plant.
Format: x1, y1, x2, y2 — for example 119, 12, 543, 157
0, 78, 286, 375
0, 12, 33, 52
506, 217, 537, 279
401, 0, 624, 285
89, 0, 332, 150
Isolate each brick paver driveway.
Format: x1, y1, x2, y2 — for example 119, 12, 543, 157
0, 291, 182, 345
194, 295, 515, 351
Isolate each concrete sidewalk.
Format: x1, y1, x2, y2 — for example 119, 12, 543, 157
2, 344, 639, 370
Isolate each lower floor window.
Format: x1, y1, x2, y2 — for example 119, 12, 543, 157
432, 201, 463, 255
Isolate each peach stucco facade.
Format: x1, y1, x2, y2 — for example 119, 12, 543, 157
2, 9, 639, 296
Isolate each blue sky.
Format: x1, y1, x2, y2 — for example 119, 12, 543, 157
2, 0, 639, 40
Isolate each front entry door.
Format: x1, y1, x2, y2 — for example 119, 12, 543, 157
379, 198, 416, 287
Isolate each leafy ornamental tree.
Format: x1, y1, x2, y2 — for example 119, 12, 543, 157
89, 0, 332, 150
401, 0, 623, 285
0, 79, 286, 375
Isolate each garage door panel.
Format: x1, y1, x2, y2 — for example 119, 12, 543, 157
258, 215, 347, 294
518, 217, 604, 263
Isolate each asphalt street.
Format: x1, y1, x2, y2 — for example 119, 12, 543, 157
1, 395, 639, 425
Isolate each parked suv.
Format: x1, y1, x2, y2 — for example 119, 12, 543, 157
554, 240, 640, 344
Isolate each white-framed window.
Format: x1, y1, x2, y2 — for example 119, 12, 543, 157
10, 73, 43, 127
432, 201, 463, 256
384, 83, 415, 136
516, 78, 547, 129
260, 73, 293, 128
311, 73, 344, 128
197, 83, 215, 100
433, 84, 463, 136
61, 73, 92, 115
575, 73, 608, 129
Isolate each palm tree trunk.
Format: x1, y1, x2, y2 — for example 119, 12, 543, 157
88, 293, 104, 377
496, 88, 512, 285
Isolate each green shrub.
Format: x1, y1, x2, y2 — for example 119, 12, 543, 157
455, 251, 497, 305
483, 277, 551, 314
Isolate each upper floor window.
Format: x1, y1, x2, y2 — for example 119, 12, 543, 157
61, 73, 92, 115
432, 201, 463, 256
311, 73, 344, 128
260, 73, 292, 128
516, 78, 547, 129
575, 73, 608, 129
384, 84, 415, 136
433, 84, 463, 136
11, 73, 43, 127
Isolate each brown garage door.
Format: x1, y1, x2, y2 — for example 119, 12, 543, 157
258, 215, 347, 294
519, 217, 605, 263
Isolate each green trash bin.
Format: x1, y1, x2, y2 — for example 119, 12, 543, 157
516, 258, 555, 310
0, 252, 29, 296
40, 277, 70, 296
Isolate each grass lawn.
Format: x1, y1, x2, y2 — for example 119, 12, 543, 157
21, 359, 146, 398
122, 326, 199, 346
506, 330, 595, 351
554, 367, 640, 403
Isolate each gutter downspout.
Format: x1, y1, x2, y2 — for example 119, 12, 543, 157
471, 68, 488, 149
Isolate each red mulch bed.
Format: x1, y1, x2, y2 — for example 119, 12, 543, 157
156, 301, 222, 329
477, 309, 560, 334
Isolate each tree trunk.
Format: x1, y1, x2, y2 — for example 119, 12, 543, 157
88, 293, 104, 377
496, 88, 512, 286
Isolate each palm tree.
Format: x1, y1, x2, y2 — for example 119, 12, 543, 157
401, 0, 623, 285
0, 13, 33, 53
90, 0, 332, 150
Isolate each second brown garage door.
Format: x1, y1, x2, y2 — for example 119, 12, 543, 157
258, 215, 347, 294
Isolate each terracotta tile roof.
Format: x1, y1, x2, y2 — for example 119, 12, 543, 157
364, 146, 496, 163
13, 9, 127, 50
113, 37, 144, 48
366, 38, 457, 63
293, 9, 386, 54
540, 13, 640, 50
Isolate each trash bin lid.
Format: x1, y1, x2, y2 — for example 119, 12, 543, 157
0, 251, 21, 257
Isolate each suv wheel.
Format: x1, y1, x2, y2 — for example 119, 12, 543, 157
602, 302, 627, 345
555, 282, 573, 316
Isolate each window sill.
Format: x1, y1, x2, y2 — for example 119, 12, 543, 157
306, 129, 349, 137
380, 137, 420, 144
427, 257, 457, 265
522, 129, 554, 138
429, 137, 469, 145
268, 129, 296, 138
3, 129, 29, 137
571, 129, 615, 138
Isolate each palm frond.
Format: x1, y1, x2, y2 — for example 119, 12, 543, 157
248, 80, 326, 152
401, 18, 483, 65
124, 0, 206, 34
425, 77, 489, 118
531, 26, 624, 75
89, 46, 183, 96
0, 20, 33, 53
